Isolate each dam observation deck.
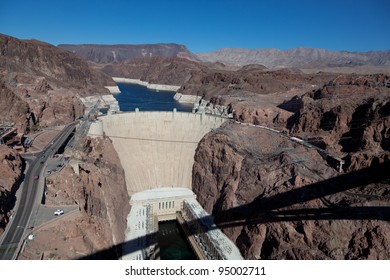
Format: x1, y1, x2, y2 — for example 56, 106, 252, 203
122, 188, 243, 260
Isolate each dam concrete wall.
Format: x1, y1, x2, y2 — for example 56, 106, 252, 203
98, 111, 226, 194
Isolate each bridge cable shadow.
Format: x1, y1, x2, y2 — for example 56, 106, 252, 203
79, 161, 390, 260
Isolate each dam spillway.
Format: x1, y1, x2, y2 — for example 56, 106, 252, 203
123, 188, 243, 260
96, 111, 226, 194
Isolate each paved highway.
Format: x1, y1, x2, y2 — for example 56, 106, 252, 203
0, 122, 77, 260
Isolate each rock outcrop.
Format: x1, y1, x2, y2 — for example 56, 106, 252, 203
0, 34, 115, 90
192, 74, 390, 260
0, 146, 23, 235
285, 74, 390, 171
0, 82, 30, 130
192, 124, 390, 259
0, 34, 115, 132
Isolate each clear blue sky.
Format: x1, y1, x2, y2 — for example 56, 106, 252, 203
0, 0, 389, 52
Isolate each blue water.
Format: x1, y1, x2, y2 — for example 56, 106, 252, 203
114, 83, 193, 112
158, 221, 197, 260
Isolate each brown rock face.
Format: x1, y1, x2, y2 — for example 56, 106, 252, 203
0, 82, 30, 131
34, 92, 85, 127
0, 34, 115, 132
192, 124, 390, 259
0, 34, 115, 90
0, 146, 23, 235
20, 137, 129, 259
233, 102, 293, 126
286, 74, 390, 171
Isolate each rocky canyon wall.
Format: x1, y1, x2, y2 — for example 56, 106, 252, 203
285, 74, 390, 171
192, 124, 390, 259
0, 146, 24, 236
0, 34, 115, 132
19, 137, 129, 259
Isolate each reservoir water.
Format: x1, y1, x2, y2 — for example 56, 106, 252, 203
115, 83, 193, 112
158, 221, 197, 260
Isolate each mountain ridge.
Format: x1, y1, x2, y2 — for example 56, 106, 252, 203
58, 42, 390, 71
0, 33, 114, 131
196, 47, 390, 69
58, 43, 197, 64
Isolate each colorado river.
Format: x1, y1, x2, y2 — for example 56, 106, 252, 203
158, 221, 197, 260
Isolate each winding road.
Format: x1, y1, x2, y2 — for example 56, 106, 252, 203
0, 122, 77, 260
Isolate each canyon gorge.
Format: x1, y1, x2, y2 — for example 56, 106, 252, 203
1, 34, 389, 259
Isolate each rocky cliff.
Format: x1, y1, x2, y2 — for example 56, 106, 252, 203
284, 74, 390, 171
196, 48, 390, 69
59, 43, 197, 64
193, 123, 390, 259
0, 34, 115, 90
0, 146, 24, 235
191, 73, 390, 260
19, 137, 129, 259
0, 82, 30, 130
0, 34, 115, 132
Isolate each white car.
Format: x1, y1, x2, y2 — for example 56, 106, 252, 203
54, 209, 64, 216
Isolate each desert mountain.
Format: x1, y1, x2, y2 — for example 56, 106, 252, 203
0, 34, 129, 258
58, 43, 197, 64
0, 34, 115, 131
196, 48, 390, 69
100, 56, 203, 85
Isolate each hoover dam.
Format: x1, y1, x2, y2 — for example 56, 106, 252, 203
91, 110, 226, 194
88, 110, 243, 259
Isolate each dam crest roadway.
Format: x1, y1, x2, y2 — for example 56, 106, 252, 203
88, 109, 243, 259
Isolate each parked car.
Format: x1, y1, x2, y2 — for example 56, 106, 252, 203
54, 209, 64, 216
